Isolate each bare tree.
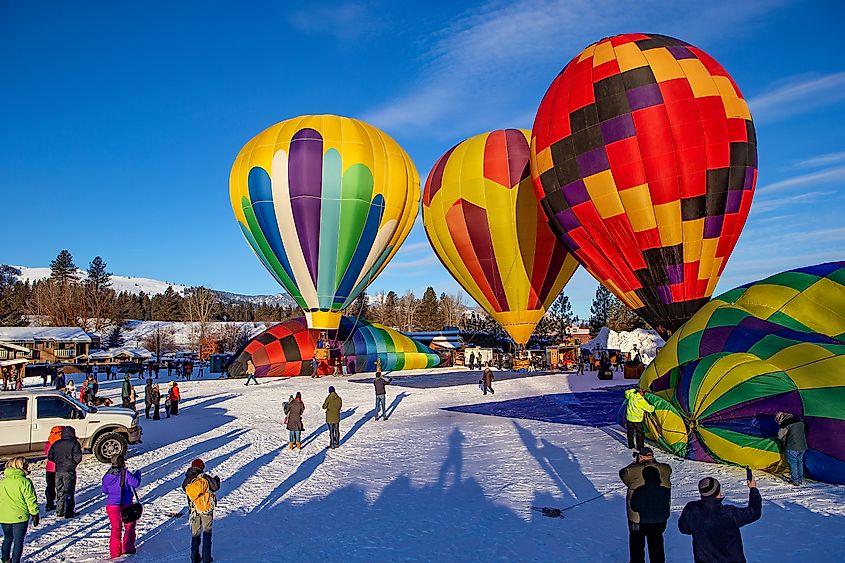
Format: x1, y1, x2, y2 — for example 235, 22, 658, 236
397, 291, 419, 332
28, 279, 86, 328
184, 287, 217, 353
439, 292, 465, 328
213, 322, 253, 353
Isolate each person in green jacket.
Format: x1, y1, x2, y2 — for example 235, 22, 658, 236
322, 386, 343, 449
0, 457, 40, 563
625, 387, 655, 450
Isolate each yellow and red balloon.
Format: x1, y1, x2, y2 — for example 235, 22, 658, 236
424, 129, 579, 345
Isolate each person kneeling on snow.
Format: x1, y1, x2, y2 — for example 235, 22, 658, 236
625, 388, 655, 450
619, 447, 672, 563
183, 459, 221, 563
678, 475, 761, 562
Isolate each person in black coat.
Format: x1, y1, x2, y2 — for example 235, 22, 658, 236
47, 426, 83, 518
678, 476, 762, 562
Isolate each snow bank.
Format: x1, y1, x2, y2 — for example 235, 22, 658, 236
586, 327, 665, 364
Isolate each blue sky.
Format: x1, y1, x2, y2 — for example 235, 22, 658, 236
1, 0, 843, 320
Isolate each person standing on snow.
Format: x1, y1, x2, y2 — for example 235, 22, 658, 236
775, 411, 807, 486
322, 386, 342, 449
286, 392, 305, 449
182, 459, 220, 563
620, 447, 672, 563
169, 381, 181, 416
373, 371, 392, 421
0, 456, 40, 563
101, 454, 141, 559
678, 475, 762, 562
482, 366, 495, 395
121, 374, 133, 409
311, 356, 319, 378
47, 426, 82, 518
151, 384, 162, 420
625, 388, 655, 450
54, 368, 66, 391
144, 378, 154, 419
43, 425, 63, 511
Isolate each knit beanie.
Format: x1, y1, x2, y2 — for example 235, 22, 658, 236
328, 386, 335, 393
191, 459, 205, 470
698, 477, 721, 498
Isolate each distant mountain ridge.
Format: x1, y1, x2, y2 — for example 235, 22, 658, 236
7, 265, 295, 307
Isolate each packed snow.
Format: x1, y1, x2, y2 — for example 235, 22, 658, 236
586, 327, 665, 363
120, 320, 273, 351
7, 367, 843, 562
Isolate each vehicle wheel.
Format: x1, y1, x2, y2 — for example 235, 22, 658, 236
93, 432, 128, 463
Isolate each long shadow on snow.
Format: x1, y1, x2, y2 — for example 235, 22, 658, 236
349, 370, 552, 389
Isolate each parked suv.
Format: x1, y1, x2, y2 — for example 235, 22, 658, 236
0, 389, 142, 463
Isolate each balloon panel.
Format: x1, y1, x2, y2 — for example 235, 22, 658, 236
423, 129, 578, 344
641, 262, 845, 484
230, 115, 420, 328
531, 34, 757, 336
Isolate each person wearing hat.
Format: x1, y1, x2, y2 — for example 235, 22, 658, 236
182, 459, 221, 563
169, 381, 181, 416
624, 387, 655, 450
0, 456, 39, 563
322, 386, 343, 449
775, 411, 807, 485
101, 454, 142, 558
619, 447, 672, 563
121, 373, 133, 409
678, 474, 762, 562
48, 426, 83, 519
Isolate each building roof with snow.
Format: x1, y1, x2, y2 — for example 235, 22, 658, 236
0, 327, 96, 343
86, 347, 153, 361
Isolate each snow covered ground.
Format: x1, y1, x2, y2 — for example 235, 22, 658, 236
9, 368, 845, 562
120, 320, 272, 351
11, 266, 189, 296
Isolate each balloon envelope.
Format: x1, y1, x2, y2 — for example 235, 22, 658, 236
641, 262, 845, 484
230, 115, 420, 330
531, 33, 757, 338
424, 129, 578, 345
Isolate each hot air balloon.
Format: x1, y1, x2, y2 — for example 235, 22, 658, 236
226, 316, 441, 378
640, 262, 845, 484
423, 129, 579, 345
531, 33, 757, 338
230, 115, 420, 330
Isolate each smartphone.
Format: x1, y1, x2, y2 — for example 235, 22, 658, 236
746, 467, 753, 481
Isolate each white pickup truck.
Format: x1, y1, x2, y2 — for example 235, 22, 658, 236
0, 389, 142, 463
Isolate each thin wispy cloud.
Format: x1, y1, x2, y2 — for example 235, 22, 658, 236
288, 3, 385, 40
364, 0, 785, 137
761, 164, 845, 193
792, 150, 845, 169
384, 255, 439, 271
751, 190, 834, 214
749, 71, 845, 123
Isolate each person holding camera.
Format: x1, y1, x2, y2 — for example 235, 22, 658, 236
101, 454, 142, 558
619, 447, 672, 563
678, 474, 762, 562
0, 456, 40, 563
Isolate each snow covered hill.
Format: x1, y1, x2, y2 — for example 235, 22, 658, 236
7, 265, 294, 306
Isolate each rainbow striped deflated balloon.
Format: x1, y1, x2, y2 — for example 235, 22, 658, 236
230, 115, 420, 330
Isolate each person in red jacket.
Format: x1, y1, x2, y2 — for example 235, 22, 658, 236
169, 381, 181, 416
43, 426, 64, 511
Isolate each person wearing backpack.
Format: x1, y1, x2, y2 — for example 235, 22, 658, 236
101, 454, 142, 559
286, 392, 305, 449
182, 459, 220, 563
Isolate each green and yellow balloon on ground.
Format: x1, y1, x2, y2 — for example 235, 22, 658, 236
640, 262, 845, 484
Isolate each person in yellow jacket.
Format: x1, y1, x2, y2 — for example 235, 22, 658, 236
625, 387, 655, 450
322, 386, 343, 449
0, 457, 40, 563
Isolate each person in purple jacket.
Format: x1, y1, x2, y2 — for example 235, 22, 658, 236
101, 454, 141, 559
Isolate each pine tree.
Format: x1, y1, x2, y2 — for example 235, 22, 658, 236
607, 296, 644, 332
589, 284, 613, 334
84, 256, 114, 331
415, 287, 443, 331
382, 291, 398, 328
50, 249, 78, 286
106, 325, 125, 349
547, 291, 577, 342
348, 291, 369, 320
0, 265, 24, 325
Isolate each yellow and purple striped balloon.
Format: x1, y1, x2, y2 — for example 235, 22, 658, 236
230, 115, 420, 329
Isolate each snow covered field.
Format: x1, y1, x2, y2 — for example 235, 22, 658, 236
11, 369, 845, 562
